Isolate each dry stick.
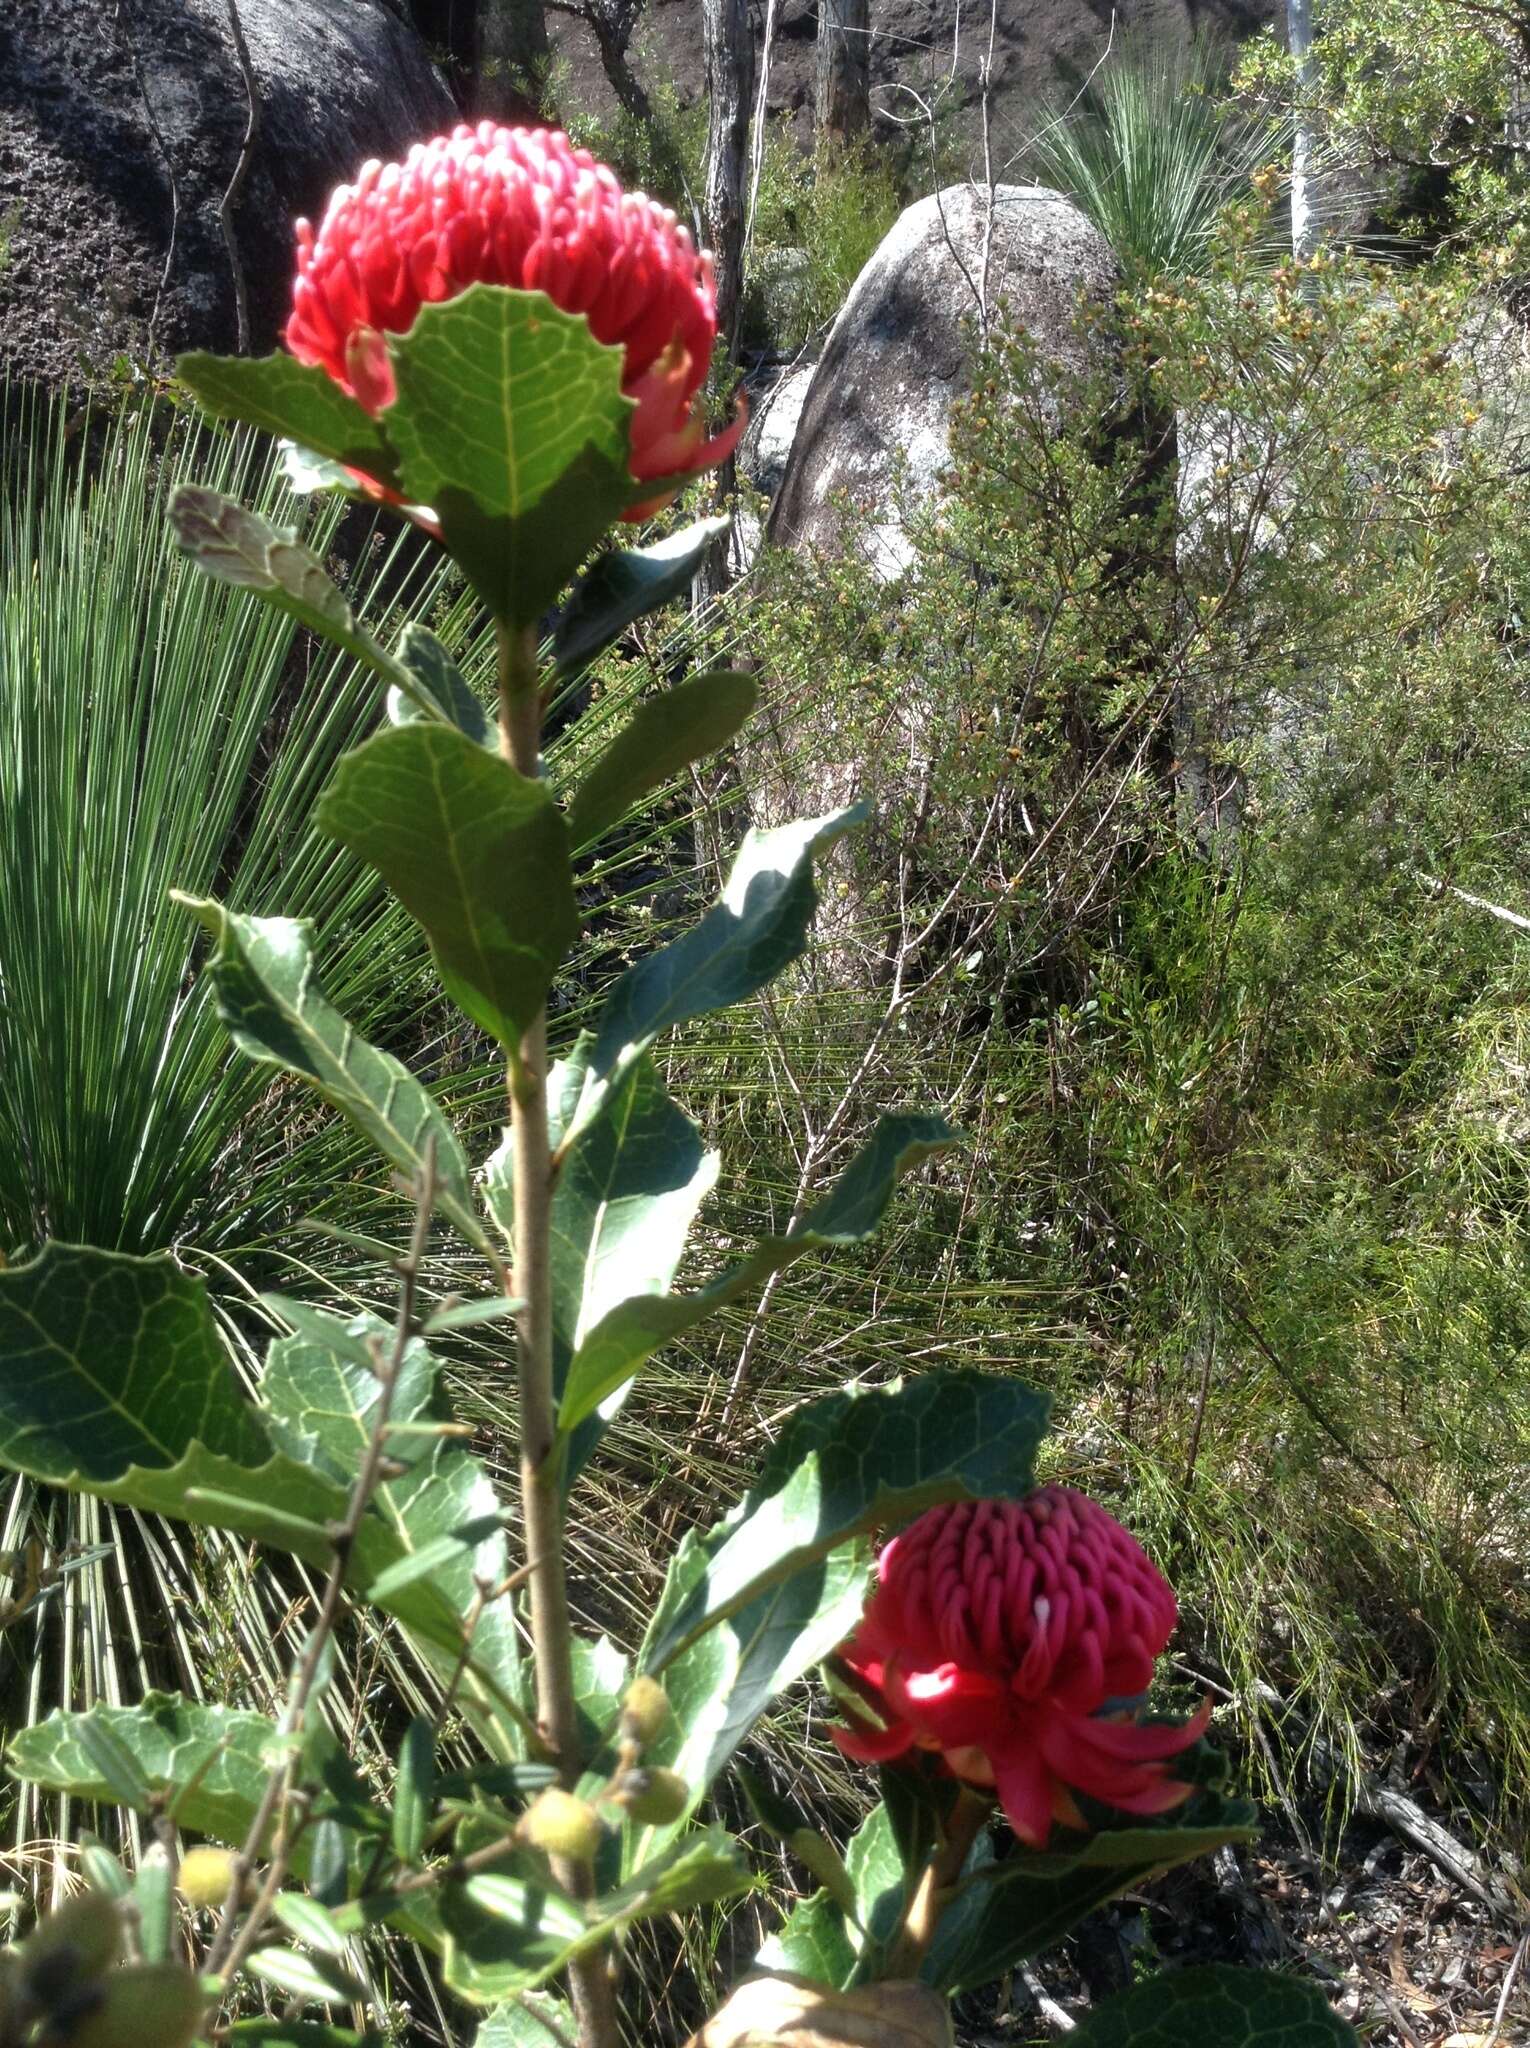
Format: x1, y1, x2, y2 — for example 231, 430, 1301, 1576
220, 0, 261, 354
207, 1140, 442, 1987
496, 621, 620, 2048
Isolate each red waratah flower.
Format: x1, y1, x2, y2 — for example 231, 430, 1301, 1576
285, 124, 745, 520
831, 1489, 1211, 1848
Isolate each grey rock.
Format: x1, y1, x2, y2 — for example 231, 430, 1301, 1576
0, 0, 455, 390
768, 182, 1119, 575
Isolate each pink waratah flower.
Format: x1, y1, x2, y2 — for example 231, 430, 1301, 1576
285, 123, 745, 520
831, 1489, 1211, 1848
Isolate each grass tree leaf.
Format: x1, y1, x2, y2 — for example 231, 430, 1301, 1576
557, 1113, 958, 1434
316, 724, 578, 1051
176, 352, 401, 490
1059, 1965, 1358, 2047
564, 670, 758, 853
0, 1244, 269, 1478
384, 286, 635, 626
177, 900, 488, 1251
583, 805, 867, 1124
554, 516, 732, 675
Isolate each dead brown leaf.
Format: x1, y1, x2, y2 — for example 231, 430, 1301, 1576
685, 1973, 955, 2048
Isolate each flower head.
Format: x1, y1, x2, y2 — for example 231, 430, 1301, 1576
832, 1489, 1210, 1848
285, 124, 743, 518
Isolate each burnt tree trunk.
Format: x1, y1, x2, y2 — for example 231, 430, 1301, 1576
815, 0, 869, 148
703, 0, 753, 351
476, 0, 553, 119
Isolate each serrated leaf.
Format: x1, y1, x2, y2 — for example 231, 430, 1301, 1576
630, 1373, 1051, 1847
261, 1309, 436, 1483
316, 723, 577, 1051
554, 516, 731, 674
167, 489, 415, 701
565, 670, 758, 853
557, 1113, 958, 1435
384, 287, 635, 625
923, 1787, 1259, 1996
475, 1995, 577, 2048
176, 351, 401, 489
0, 1243, 269, 1482
387, 624, 495, 749
177, 901, 488, 1251
584, 807, 867, 1114
756, 1888, 858, 1988
1065, 1965, 1358, 2047
7, 1694, 383, 1860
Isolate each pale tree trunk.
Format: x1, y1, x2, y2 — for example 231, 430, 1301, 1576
1288, 0, 1318, 263
477, 0, 553, 119
816, 0, 870, 149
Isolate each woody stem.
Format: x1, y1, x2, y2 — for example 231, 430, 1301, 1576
497, 620, 619, 2048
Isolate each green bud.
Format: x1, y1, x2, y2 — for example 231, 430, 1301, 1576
65, 1964, 206, 2048
788, 1828, 858, 1916
18, 1891, 122, 2009
619, 1676, 671, 1748
519, 1788, 603, 1865
615, 1767, 690, 1826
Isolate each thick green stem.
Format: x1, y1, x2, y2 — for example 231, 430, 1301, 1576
497, 620, 620, 2048
880, 1789, 991, 1981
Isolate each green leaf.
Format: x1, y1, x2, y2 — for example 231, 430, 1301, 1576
387, 624, 495, 749
441, 1828, 750, 2005
177, 900, 488, 1252
270, 1894, 352, 1958
67, 1963, 207, 2048
228, 2025, 374, 2048
1065, 1966, 1358, 2047
585, 807, 867, 1110
631, 1371, 1051, 1839
557, 1113, 960, 1434
167, 489, 412, 702
7, 1694, 383, 1858
475, 1996, 578, 2048
554, 516, 732, 674
261, 1309, 437, 1484
845, 1802, 906, 1948
548, 1055, 718, 1447
757, 1889, 857, 1988
0, 1243, 269, 1482
176, 351, 401, 490
565, 670, 758, 853
392, 1717, 435, 1865
384, 287, 635, 625
923, 1787, 1259, 1996
316, 723, 577, 1051
247, 1948, 366, 2007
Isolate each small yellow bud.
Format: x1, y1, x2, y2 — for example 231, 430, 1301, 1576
175, 1846, 238, 1910
519, 1788, 603, 1864
619, 1676, 671, 1748
614, 1768, 690, 1826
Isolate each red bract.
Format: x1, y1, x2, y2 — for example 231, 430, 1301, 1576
832, 1490, 1210, 1848
285, 124, 744, 519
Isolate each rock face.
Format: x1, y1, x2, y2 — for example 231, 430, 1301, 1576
0, 0, 455, 388
768, 183, 1119, 573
